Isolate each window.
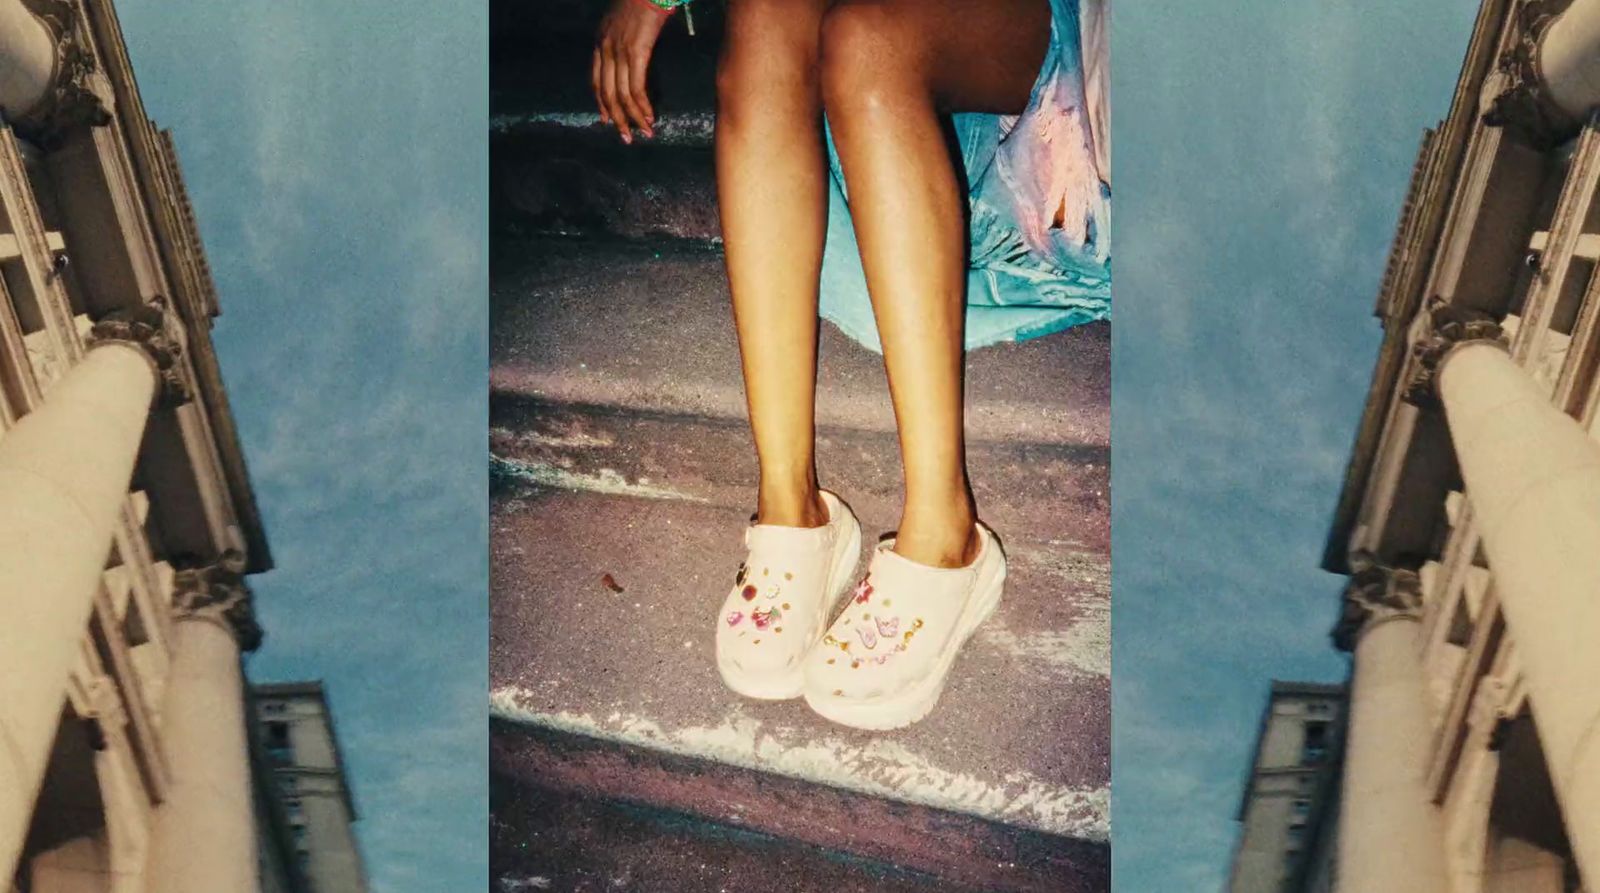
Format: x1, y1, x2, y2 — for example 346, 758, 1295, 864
266, 720, 293, 765
1301, 721, 1329, 764
1290, 798, 1310, 828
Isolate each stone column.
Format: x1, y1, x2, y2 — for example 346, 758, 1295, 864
1484, 0, 1600, 144
1539, 0, 1600, 122
1409, 311, 1600, 884
1331, 560, 1450, 893
143, 560, 263, 893
0, 0, 57, 118
0, 0, 109, 142
0, 306, 182, 884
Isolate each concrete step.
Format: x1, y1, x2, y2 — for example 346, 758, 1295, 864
491, 723, 1109, 893
490, 396, 1108, 552
488, 399, 1109, 872
490, 236, 1111, 448
492, 118, 718, 242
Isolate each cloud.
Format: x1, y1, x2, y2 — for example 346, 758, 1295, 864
1110, 1, 1479, 889
118, 1, 487, 889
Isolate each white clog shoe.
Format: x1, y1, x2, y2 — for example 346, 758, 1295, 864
801, 523, 1005, 730
715, 490, 862, 699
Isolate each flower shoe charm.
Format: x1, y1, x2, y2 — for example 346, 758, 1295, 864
852, 578, 874, 604
714, 490, 862, 700
801, 523, 1007, 730
752, 607, 781, 630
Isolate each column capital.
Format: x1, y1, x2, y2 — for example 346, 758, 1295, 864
1481, 0, 1581, 147
88, 300, 190, 408
1402, 301, 1508, 409
172, 552, 263, 652
1332, 552, 1424, 651
11, 0, 111, 147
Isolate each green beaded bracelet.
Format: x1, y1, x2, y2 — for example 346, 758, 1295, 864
624, 0, 695, 35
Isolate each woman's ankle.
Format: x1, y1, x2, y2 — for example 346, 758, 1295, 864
756, 479, 828, 528
894, 497, 979, 568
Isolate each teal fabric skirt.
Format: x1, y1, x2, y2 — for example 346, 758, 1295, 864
817, 0, 1110, 352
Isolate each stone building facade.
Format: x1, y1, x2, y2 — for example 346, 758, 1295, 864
1229, 683, 1344, 893
0, 2, 356, 891
252, 683, 367, 893
1255, 0, 1600, 889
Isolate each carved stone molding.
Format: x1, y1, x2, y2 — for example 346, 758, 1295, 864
172, 552, 263, 651
12, 0, 111, 147
80, 674, 125, 751
88, 299, 191, 408
1481, 0, 1581, 148
1332, 552, 1425, 651
1402, 300, 1509, 408
1471, 676, 1515, 750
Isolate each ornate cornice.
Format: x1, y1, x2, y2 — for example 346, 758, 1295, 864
1332, 553, 1424, 651
172, 552, 263, 651
12, 0, 111, 147
88, 299, 191, 408
1402, 300, 1508, 408
1480, 0, 1580, 148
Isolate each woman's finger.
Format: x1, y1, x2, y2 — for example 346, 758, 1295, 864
629, 45, 655, 132
616, 54, 650, 139
604, 46, 633, 143
591, 48, 609, 125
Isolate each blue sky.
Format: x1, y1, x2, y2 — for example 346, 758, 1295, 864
1110, 2, 1478, 889
118, 2, 486, 890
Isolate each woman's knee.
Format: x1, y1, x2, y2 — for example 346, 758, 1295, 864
717, 0, 821, 119
818, 2, 926, 112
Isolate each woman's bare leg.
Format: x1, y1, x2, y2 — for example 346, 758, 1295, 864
717, 0, 833, 527
819, 0, 1050, 566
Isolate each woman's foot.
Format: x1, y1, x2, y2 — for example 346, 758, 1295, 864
801, 523, 1006, 730
716, 490, 862, 700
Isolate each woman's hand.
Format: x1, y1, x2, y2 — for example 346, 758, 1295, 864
592, 0, 669, 143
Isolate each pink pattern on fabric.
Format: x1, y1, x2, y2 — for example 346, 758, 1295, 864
857, 626, 878, 650
875, 616, 900, 638
726, 611, 743, 627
